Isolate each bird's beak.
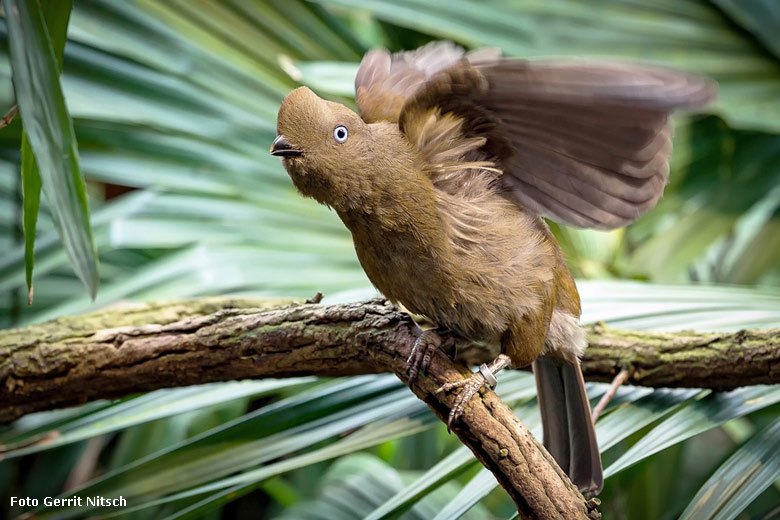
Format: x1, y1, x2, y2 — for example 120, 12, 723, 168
270, 134, 302, 157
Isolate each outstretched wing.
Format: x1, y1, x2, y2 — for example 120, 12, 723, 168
386, 47, 716, 229
478, 60, 714, 229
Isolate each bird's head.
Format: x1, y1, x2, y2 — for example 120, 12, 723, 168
272, 86, 371, 207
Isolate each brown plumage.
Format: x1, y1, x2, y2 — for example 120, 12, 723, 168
272, 41, 716, 495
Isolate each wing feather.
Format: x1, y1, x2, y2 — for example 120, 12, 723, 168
472, 59, 714, 228
354, 43, 716, 229
355, 42, 466, 123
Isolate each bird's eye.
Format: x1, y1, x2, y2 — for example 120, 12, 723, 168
333, 125, 348, 143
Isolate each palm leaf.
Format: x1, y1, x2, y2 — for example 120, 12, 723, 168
3, 0, 98, 298
680, 416, 780, 520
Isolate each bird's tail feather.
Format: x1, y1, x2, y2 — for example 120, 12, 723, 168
533, 356, 603, 495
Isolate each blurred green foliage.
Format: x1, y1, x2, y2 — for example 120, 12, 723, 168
1, 1, 779, 519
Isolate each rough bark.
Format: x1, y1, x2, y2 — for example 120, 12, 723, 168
5, 296, 776, 422
580, 323, 780, 390
1, 297, 598, 519
2, 297, 778, 518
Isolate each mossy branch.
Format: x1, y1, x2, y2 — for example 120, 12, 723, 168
1, 297, 777, 518
580, 323, 779, 390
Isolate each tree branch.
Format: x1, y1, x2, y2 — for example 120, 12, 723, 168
580, 323, 780, 390
2, 297, 777, 518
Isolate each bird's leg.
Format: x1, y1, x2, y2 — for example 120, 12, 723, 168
435, 353, 512, 430
407, 327, 452, 386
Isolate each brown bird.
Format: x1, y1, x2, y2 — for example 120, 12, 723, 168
271, 42, 715, 495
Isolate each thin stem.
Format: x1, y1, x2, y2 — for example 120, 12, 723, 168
591, 369, 630, 423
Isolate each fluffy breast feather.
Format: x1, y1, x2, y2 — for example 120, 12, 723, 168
402, 108, 560, 341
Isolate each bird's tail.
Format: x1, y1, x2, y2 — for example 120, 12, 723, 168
533, 356, 603, 495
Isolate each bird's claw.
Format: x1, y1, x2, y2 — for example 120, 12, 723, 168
407, 329, 442, 386
435, 365, 495, 432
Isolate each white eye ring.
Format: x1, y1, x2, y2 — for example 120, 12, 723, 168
333, 125, 348, 143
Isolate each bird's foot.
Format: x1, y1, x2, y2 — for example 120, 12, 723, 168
407, 329, 443, 386
435, 354, 511, 431
435, 363, 497, 431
